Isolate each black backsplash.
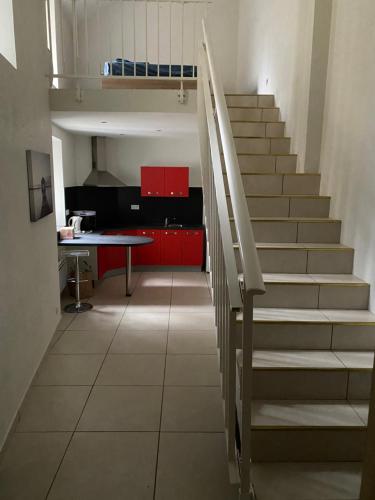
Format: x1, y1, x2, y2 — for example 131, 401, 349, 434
64, 186, 203, 228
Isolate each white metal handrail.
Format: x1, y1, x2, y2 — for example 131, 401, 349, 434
202, 20, 264, 296
48, 0, 212, 88
199, 18, 265, 500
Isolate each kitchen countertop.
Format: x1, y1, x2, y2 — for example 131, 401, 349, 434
58, 232, 153, 247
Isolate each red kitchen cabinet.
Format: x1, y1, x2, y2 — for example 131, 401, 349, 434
160, 230, 182, 265
182, 230, 204, 266
136, 229, 161, 265
141, 166, 189, 198
164, 167, 189, 197
141, 167, 165, 197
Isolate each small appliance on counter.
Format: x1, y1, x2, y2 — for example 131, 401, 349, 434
72, 210, 96, 233
68, 215, 83, 235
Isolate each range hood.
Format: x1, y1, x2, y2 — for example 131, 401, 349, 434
83, 136, 126, 187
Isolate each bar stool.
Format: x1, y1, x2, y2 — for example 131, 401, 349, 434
63, 250, 93, 313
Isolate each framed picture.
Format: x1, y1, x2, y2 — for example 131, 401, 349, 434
26, 150, 54, 222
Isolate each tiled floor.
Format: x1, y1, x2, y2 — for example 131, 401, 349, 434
0, 272, 238, 500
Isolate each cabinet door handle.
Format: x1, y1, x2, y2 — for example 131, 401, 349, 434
171, 192, 174, 195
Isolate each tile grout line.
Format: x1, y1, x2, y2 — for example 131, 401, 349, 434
152, 272, 173, 500
43, 275, 134, 500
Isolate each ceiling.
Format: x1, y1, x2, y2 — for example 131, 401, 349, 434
51, 111, 198, 138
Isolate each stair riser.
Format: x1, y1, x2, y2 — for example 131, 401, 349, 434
251, 429, 365, 462
231, 220, 342, 243
235, 248, 354, 274
226, 95, 275, 107
228, 197, 330, 218
225, 174, 321, 195
234, 137, 290, 155
228, 107, 280, 122
225, 154, 297, 174
253, 283, 369, 310
235, 322, 375, 351
231, 122, 285, 138
251, 369, 371, 400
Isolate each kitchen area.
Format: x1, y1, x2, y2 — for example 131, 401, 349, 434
55, 128, 205, 307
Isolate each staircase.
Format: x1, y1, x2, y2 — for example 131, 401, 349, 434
225, 93, 374, 496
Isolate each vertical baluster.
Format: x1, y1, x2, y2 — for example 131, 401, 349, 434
192, 1, 196, 78
240, 290, 254, 498
72, 0, 78, 76
180, 0, 184, 79
157, 0, 160, 77
96, 0, 101, 75
169, 0, 172, 77
145, 0, 148, 76
84, 0, 89, 75
60, 0, 65, 75
133, 0, 136, 76
121, 0, 125, 76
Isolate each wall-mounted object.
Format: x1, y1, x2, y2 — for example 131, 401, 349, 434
141, 166, 189, 198
26, 150, 53, 222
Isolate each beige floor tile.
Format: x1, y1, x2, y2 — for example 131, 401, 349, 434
33, 354, 104, 386
167, 332, 217, 354
155, 433, 237, 500
48, 331, 64, 351
251, 462, 362, 500
78, 386, 162, 431
169, 312, 215, 330
0, 432, 71, 500
165, 355, 219, 386
67, 305, 124, 331
119, 312, 170, 331
48, 432, 158, 500
161, 387, 223, 431
17, 386, 90, 432
110, 330, 167, 354
56, 313, 76, 331
50, 330, 115, 354
96, 354, 165, 385
125, 304, 171, 313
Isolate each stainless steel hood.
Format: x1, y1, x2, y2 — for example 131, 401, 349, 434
84, 136, 126, 187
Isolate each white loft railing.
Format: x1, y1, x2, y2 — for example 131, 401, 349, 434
198, 19, 265, 500
46, 0, 211, 88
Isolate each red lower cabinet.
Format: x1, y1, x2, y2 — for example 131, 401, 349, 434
98, 228, 204, 277
137, 229, 161, 265
182, 230, 204, 266
161, 230, 182, 265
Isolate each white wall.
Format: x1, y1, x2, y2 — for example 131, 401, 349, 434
52, 124, 76, 186
0, 0, 61, 449
320, 0, 375, 311
105, 134, 201, 187
0, 0, 17, 68
236, 0, 315, 170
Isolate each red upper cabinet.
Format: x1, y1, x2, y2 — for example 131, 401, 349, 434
141, 166, 189, 198
164, 167, 189, 198
141, 166, 165, 197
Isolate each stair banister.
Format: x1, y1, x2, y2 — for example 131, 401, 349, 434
201, 19, 265, 297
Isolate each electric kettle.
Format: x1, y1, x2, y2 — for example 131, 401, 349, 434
68, 215, 83, 235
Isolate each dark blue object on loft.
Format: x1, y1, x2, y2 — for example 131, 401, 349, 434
103, 59, 198, 77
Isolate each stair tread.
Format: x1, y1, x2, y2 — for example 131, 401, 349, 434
230, 217, 339, 222
238, 350, 374, 370
251, 462, 362, 500
238, 273, 366, 285
251, 400, 365, 428
234, 242, 352, 250
237, 308, 375, 324
227, 194, 330, 198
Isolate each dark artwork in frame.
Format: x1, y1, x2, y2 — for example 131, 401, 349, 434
26, 150, 54, 222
